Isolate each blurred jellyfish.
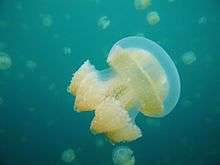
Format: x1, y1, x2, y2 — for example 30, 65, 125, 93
40, 14, 53, 27
181, 99, 192, 108
17, 73, 25, 79
0, 20, 8, 28
28, 107, 36, 112
69, 36, 180, 143
134, 0, 151, 10
0, 97, 3, 105
64, 47, 72, 56
64, 14, 71, 20
181, 51, 196, 65
112, 146, 135, 165
20, 136, 28, 143
48, 83, 56, 91
95, 137, 105, 147
0, 52, 12, 70
198, 16, 207, 25
15, 2, 23, 11
97, 16, 110, 30
168, 0, 175, 2
146, 118, 161, 127
147, 11, 160, 26
61, 148, 76, 163
135, 33, 145, 37
25, 60, 37, 71
0, 129, 5, 135
0, 42, 6, 51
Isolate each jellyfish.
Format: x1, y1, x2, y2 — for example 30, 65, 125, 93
181, 51, 196, 65
0, 52, 12, 70
68, 36, 180, 143
147, 11, 160, 26
97, 16, 110, 30
112, 146, 135, 165
95, 137, 105, 147
134, 0, 151, 10
61, 148, 76, 163
198, 16, 207, 25
0, 97, 3, 105
25, 60, 37, 71
40, 14, 53, 27
64, 47, 72, 56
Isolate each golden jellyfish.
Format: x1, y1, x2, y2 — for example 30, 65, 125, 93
134, 0, 151, 10
61, 148, 76, 163
68, 36, 181, 143
25, 60, 37, 71
0, 52, 12, 70
181, 51, 196, 65
112, 146, 135, 165
147, 11, 160, 26
97, 16, 110, 30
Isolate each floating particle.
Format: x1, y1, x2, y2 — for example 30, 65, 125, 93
135, 33, 145, 37
0, 97, 4, 105
17, 73, 25, 79
147, 11, 160, 26
28, 107, 36, 112
0, 129, 5, 135
64, 14, 71, 20
41, 14, 53, 27
134, 0, 151, 10
21, 23, 29, 31
97, 16, 110, 30
198, 16, 207, 25
181, 99, 192, 108
15, 2, 23, 11
112, 146, 135, 165
89, 0, 100, 3
20, 136, 28, 143
146, 118, 161, 127
95, 137, 105, 147
61, 148, 76, 163
0, 42, 6, 51
48, 83, 56, 91
168, 0, 175, 2
0, 52, 12, 70
25, 60, 37, 71
0, 20, 8, 28
181, 51, 196, 65
64, 47, 72, 55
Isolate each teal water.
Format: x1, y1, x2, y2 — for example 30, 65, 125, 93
0, 0, 220, 164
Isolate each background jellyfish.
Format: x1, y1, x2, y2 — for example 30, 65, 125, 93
68, 36, 180, 143
61, 148, 76, 163
147, 11, 160, 26
134, 0, 151, 10
97, 16, 110, 30
112, 146, 135, 165
25, 60, 37, 71
182, 51, 196, 65
0, 52, 12, 70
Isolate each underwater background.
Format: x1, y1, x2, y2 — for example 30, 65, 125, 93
0, 0, 220, 164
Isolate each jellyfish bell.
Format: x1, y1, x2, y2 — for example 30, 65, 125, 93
61, 148, 76, 163
112, 146, 135, 165
108, 36, 180, 117
69, 36, 180, 143
0, 52, 12, 70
